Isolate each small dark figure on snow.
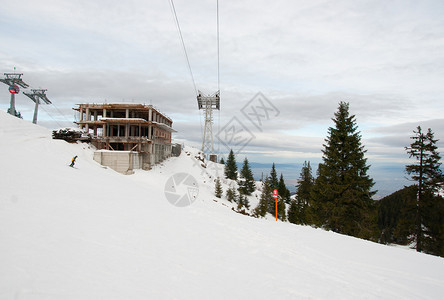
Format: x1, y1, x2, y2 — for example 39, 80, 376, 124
70, 155, 78, 167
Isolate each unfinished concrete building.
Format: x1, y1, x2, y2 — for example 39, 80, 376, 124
74, 103, 175, 174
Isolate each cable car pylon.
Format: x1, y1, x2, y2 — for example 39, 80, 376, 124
0, 73, 29, 117
23, 89, 52, 124
197, 90, 220, 161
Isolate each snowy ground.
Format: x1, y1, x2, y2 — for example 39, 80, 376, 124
0, 110, 443, 299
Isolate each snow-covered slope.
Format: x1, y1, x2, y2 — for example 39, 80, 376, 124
0, 110, 443, 299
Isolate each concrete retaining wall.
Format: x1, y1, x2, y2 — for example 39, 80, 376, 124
93, 147, 171, 175
93, 151, 142, 175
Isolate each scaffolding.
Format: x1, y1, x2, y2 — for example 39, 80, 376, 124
74, 103, 176, 172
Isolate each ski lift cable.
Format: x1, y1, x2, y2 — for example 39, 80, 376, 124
216, 0, 221, 155
169, 0, 203, 140
39, 104, 63, 128
169, 0, 221, 150
51, 102, 72, 124
169, 0, 198, 96
217, 0, 220, 93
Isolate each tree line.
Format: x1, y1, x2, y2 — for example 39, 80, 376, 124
216, 149, 291, 219
215, 102, 443, 257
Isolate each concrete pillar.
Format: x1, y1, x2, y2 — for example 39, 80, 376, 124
84, 108, 89, 132
103, 108, 107, 118
126, 108, 129, 118
32, 100, 39, 124
80, 108, 84, 121
128, 152, 133, 174
8, 93, 16, 116
149, 108, 152, 121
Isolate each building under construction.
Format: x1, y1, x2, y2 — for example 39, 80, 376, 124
74, 103, 175, 174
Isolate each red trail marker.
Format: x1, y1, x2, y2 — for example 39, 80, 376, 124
273, 189, 278, 221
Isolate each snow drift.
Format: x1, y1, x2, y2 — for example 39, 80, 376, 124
0, 110, 443, 299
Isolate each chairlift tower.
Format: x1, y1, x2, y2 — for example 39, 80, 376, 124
23, 89, 52, 124
0, 73, 29, 116
197, 90, 220, 159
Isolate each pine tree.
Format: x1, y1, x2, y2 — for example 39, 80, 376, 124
269, 163, 278, 189
255, 181, 271, 217
226, 186, 237, 203
296, 161, 315, 224
224, 149, 238, 180
297, 161, 314, 205
215, 177, 223, 198
422, 195, 444, 257
288, 199, 302, 224
377, 185, 417, 245
244, 195, 250, 210
237, 194, 244, 210
277, 198, 287, 221
289, 162, 312, 225
405, 126, 444, 254
220, 157, 225, 165
278, 173, 291, 204
312, 102, 376, 238
239, 157, 256, 195
237, 192, 250, 210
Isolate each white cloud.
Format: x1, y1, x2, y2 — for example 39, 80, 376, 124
1, 0, 443, 175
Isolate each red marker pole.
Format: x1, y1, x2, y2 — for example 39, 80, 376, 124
273, 189, 278, 221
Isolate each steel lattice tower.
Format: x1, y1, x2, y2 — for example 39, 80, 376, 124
197, 90, 220, 157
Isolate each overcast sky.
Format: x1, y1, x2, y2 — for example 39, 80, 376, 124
1, 0, 443, 196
